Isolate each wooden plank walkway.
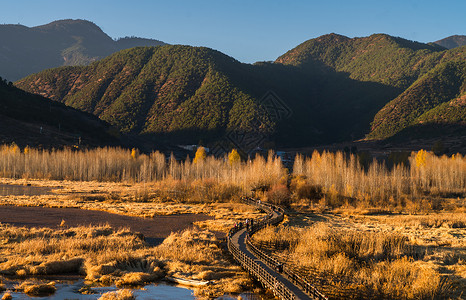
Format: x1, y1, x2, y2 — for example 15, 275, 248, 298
231, 226, 312, 299
227, 200, 327, 300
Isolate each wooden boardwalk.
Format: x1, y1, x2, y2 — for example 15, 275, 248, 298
227, 202, 327, 300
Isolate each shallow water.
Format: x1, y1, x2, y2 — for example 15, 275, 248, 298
1, 279, 263, 299
2, 280, 195, 299
0, 205, 214, 246
0, 184, 52, 196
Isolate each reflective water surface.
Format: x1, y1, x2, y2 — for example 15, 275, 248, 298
0, 184, 52, 196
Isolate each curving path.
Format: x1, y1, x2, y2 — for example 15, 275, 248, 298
227, 201, 327, 300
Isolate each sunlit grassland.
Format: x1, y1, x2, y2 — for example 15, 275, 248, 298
0, 224, 252, 298
0, 145, 464, 212
252, 214, 465, 299
0, 144, 465, 299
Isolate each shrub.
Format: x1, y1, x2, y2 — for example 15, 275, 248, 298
266, 183, 290, 206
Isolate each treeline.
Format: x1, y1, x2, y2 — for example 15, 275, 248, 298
292, 150, 466, 209
1, 145, 464, 208
0, 145, 284, 196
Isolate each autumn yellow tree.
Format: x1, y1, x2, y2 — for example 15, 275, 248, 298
193, 146, 206, 164
415, 149, 427, 167
130, 148, 138, 160
228, 149, 241, 165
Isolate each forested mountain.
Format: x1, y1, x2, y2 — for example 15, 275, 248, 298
434, 35, 466, 49
0, 77, 118, 148
276, 33, 466, 140
0, 19, 165, 81
14, 34, 466, 147
15, 44, 402, 146
369, 60, 466, 139
276, 33, 449, 89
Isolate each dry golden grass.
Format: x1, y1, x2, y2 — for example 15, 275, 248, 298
253, 211, 465, 299
0, 223, 254, 298
0, 145, 464, 299
98, 289, 135, 300
0, 224, 154, 280
16, 281, 56, 297
1, 292, 12, 300
152, 229, 252, 297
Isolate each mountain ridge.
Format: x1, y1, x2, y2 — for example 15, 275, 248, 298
434, 35, 466, 49
0, 76, 119, 148
13, 33, 466, 147
0, 19, 166, 81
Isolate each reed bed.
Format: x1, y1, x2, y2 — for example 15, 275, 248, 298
253, 224, 452, 299
0, 145, 284, 192
0, 223, 252, 299
1, 144, 465, 209
292, 150, 466, 209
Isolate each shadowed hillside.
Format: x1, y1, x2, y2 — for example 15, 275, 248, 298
369, 61, 466, 139
16, 44, 403, 147
0, 77, 118, 148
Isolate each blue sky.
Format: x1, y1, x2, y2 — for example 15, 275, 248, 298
2, 0, 465, 63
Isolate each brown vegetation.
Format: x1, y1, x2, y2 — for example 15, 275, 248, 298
1, 292, 12, 300
0, 145, 284, 194
252, 210, 466, 299
253, 224, 448, 299
292, 150, 466, 210
1, 145, 464, 212
98, 289, 135, 300
0, 145, 465, 299
0, 223, 253, 298
16, 281, 57, 297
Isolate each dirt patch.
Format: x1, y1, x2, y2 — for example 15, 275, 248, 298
0, 206, 213, 245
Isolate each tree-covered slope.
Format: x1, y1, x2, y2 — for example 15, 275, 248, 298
368, 60, 466, 139
0, 19, 165, 81
16, 44, 401, 146
275, 33, 448, 89
276, 34, 466, 141
0, 77, 118, 147
16, 46, 274, 143
14, 35, 466, 147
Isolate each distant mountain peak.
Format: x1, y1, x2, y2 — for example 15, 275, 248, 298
315, 33, 350, 42
0, 20, 166, 81
34, 19, 103, 32
434, 35, 466, 49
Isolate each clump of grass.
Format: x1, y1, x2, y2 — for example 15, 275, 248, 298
0, 223, 161, 286
153, 229, 253, 298
16, 281, 56, 297
98, 289, 135, 300
1, 292, 12, 300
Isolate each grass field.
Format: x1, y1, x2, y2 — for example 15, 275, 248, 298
252, 210, 466, 299
0, 145, 465, 299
